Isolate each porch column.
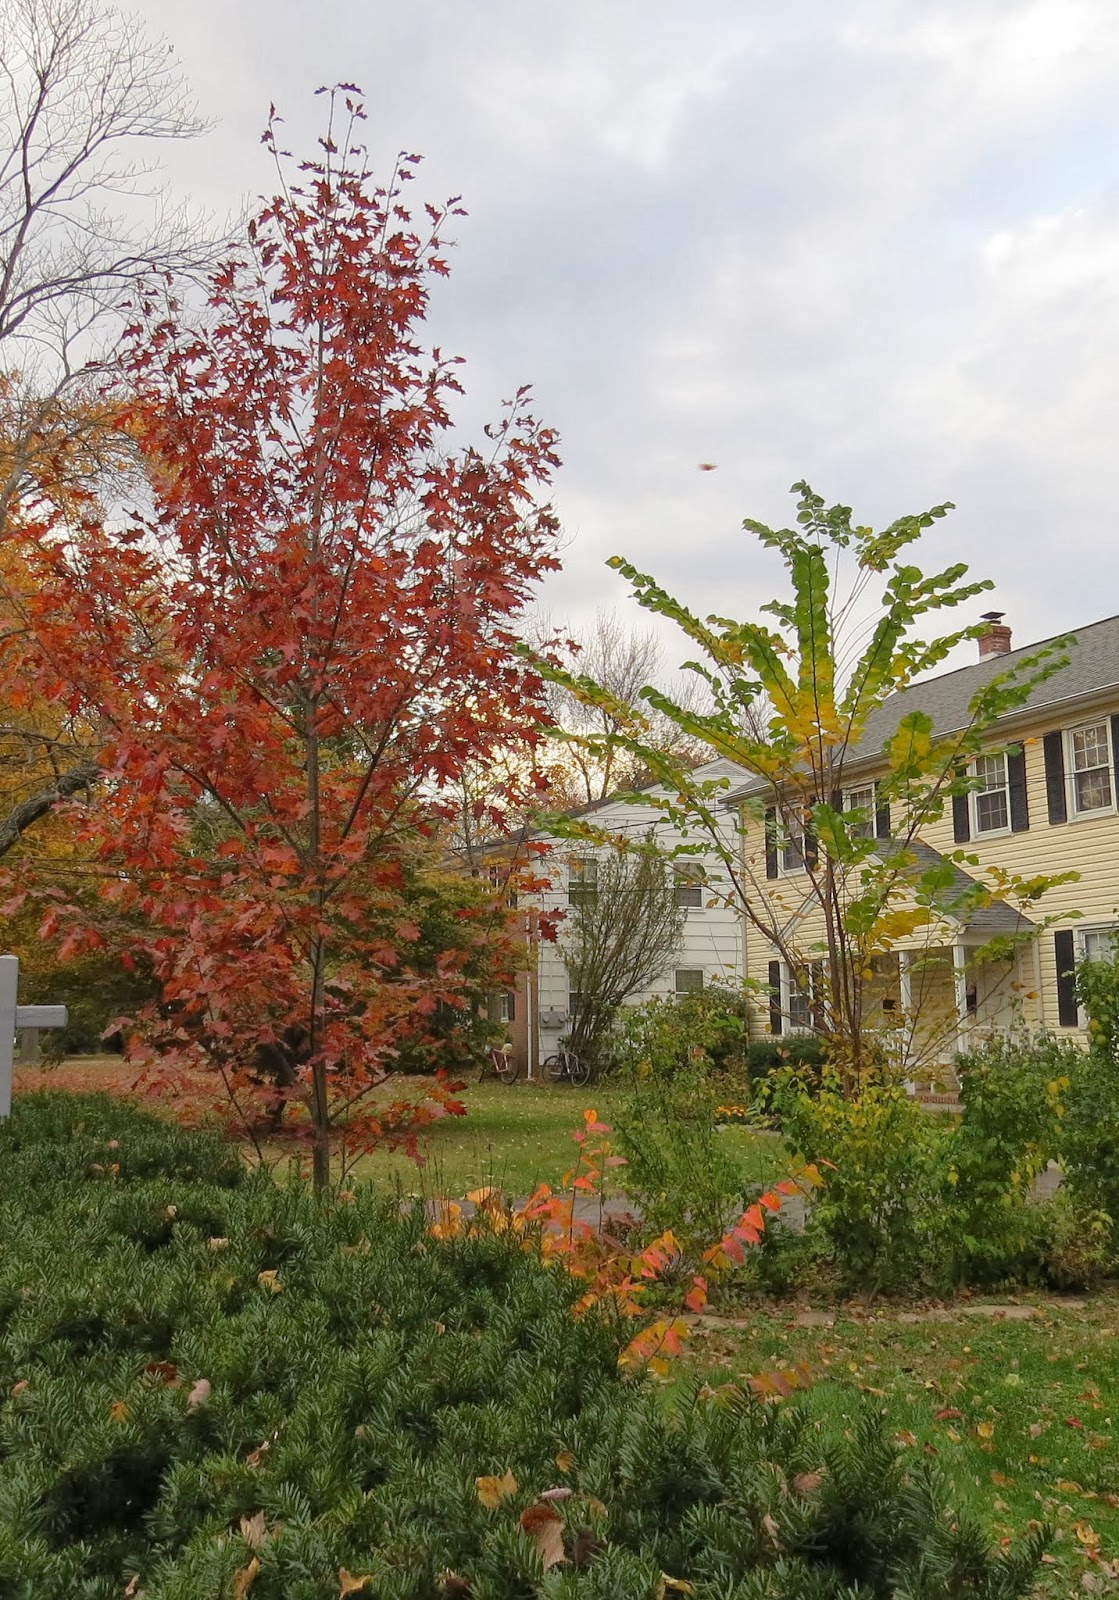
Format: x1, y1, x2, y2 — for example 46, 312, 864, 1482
953, 941, 970, 1054
898, 950, 914, 1092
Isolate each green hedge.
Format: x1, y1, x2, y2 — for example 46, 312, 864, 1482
0, 1095, 1045, 1598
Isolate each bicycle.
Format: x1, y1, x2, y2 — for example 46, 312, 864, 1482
488, 1045, 521, 1085
541, 1046, 592, 1087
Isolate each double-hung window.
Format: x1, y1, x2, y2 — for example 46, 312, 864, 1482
567, 858, 598, 906
970, 753, 1010, 835
673, 867, 704, 909
785, 969, 812, 1032
1079, 927, 1118, 966
1067, 723, 1115, 815
843, 783, 876, 840
779, 811, 806, 875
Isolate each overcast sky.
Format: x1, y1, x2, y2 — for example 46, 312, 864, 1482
132, 0, 1119, 669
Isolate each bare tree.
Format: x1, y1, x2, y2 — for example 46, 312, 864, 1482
540, 610, 713, 805
561, 840, 685, 1061
1, 0, 208, 362
0, 0, 214, 856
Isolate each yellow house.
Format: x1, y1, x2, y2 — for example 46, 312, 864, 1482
725, 611, 1119, 1077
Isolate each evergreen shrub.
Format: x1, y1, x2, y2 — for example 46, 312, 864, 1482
0, 1094, 1045, 1598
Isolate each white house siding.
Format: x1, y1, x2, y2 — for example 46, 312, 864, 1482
530, 759, 749, 1067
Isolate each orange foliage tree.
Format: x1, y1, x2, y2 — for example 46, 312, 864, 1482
14, 90, 560, 1183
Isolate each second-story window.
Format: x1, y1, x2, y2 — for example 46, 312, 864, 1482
780, 810, 806, 874
1067, 722, 1114, 815
843, 783, 876, 840
567, 857, 598, 906
971, 753, 1010, 835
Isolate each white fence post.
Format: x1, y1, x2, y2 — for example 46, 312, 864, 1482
0, 956, 18, 1120
0, 955, 68, 1120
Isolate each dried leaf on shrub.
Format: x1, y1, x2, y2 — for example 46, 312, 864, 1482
761, 1513, 781, 1549
9, 1380, 28, 1397
520, 1503, 566, 1569
555, 1449, 575, 1473
233, 1558, 260, 1598
655, 1578, 696, 1598
439, 1576, 472, 1599
108, 1400, 129, 1423
187, 1377, 212, 1408
123, 1577, 143, 1597
476, 1469, 517, 1507
240, 1511, 269, 1549
793, 1471, 823, 1494
338, 1570, 371, 1597
144, 1360, 179, 1386
257, 1270, 282, 1293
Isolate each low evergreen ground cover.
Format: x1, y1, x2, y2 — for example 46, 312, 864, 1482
684, 1299, 1119, 1600
0, 1094, 1046, 1598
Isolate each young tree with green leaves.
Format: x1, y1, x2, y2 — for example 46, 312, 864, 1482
534, 483, 1076, 1088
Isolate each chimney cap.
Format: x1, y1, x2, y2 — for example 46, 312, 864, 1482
980, 610, 1005, 624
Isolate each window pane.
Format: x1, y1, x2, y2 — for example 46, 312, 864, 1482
974, 754, 1005, 789
1072, 725, 1109, 771
673, 868, 703, 908
975, 788, 1009, 832
568, 858, 598, 904
780, 812, 805, 871
674, 969, 704, 994
1075, 767, 1113, 811
1082, 929, 1117, 964
788, 985, 811, 1030
845, 785, 875, 839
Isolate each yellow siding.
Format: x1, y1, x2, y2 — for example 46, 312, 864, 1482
740, 700, 1119, 1041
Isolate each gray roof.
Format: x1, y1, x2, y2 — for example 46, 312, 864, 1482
727, 611, 1119, 801
874, 838, 1035, 939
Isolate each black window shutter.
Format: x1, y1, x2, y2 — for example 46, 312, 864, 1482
874, 781, 891, 839
1055, 929, 1078, 1027
1007, 746, 1029, 832
764, 807, 778, 880
1043, 731, 1067, 823
952, 792, 971, 844
768, 960, 783, 1035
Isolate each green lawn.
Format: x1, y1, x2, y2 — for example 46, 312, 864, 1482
344, 1078, 782, 1199
683, 1293, 1119, 1597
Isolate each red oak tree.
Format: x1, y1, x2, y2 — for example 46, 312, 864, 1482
18, 91, 560, 1183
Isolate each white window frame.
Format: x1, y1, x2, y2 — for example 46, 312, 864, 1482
672, 866, 705, 910
969, 751, 1011, 837
498, 990, 516, 1025
780, 963, 813, 1033
1065, 722, 1116, 819
843, 783, 877, 840
567, 857, 598, 905
674, 968, 704, 995
778, 809, 807, 876
1074, 925, 1118, 1026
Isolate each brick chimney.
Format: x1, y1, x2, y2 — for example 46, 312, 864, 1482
979, 611, 1012, 658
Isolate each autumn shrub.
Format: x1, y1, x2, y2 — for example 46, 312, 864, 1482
605, 986, 753, 1085
611, 1062, 751, 1255
772, 1069, 952, 1295
947, 1032, 1070, 1283
0, 1092, 1046, 1599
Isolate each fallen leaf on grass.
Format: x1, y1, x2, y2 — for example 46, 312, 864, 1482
520, 1504, 566, 1569
476, 1470, 518, 1508
976, 1421, 995, 1440
233, 1559, 260, 1598
935, 1407, 963, 1421
893, 1431, 918, 1448
1076, 1522, 1102, 1551
1029, 1422, 1045, 1438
